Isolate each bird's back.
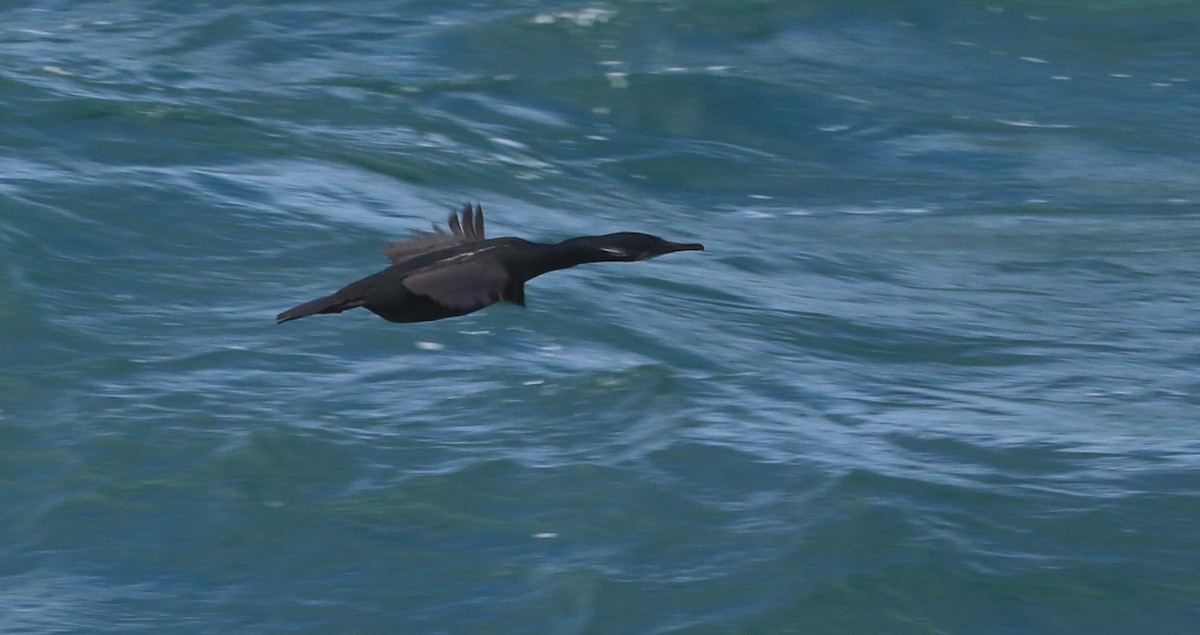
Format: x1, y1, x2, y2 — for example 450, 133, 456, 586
330, 234, 533, 324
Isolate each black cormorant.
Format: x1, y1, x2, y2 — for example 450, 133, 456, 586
276, 203, 704, 324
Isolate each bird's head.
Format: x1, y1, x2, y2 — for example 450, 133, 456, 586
590, 232, 705, 261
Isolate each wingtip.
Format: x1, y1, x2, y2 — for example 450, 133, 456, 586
451, 201, 485, 240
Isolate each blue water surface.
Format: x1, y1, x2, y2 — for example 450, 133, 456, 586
2, 1, 1199, 633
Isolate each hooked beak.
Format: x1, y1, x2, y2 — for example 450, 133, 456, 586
661, 241, 705, 254
640, 240, 704, 260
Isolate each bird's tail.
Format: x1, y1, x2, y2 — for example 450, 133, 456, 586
276, 293, 362, 324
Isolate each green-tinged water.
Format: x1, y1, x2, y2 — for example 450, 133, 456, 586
2, 1, 1199, 633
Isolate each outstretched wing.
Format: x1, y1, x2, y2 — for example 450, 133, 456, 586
383, 203, 486, 265
402, 249, 525, 314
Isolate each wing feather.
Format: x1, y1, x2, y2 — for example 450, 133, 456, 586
402, 254, 522, 313
383, 203, 488, 265
472, 203, 485, 239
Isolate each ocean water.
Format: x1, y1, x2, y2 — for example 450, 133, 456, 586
2, 1, 1199, 632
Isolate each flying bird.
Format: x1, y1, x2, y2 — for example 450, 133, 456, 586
276, 203, 704, 324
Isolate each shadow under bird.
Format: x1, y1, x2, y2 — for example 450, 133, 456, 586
276, 204, 705, 325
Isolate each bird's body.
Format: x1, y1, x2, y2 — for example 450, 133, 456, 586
276, 204, 703, 325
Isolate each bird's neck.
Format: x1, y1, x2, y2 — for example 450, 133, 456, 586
515, 236, 624, 281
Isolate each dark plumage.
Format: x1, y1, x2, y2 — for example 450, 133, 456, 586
276, 203, 704, 324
